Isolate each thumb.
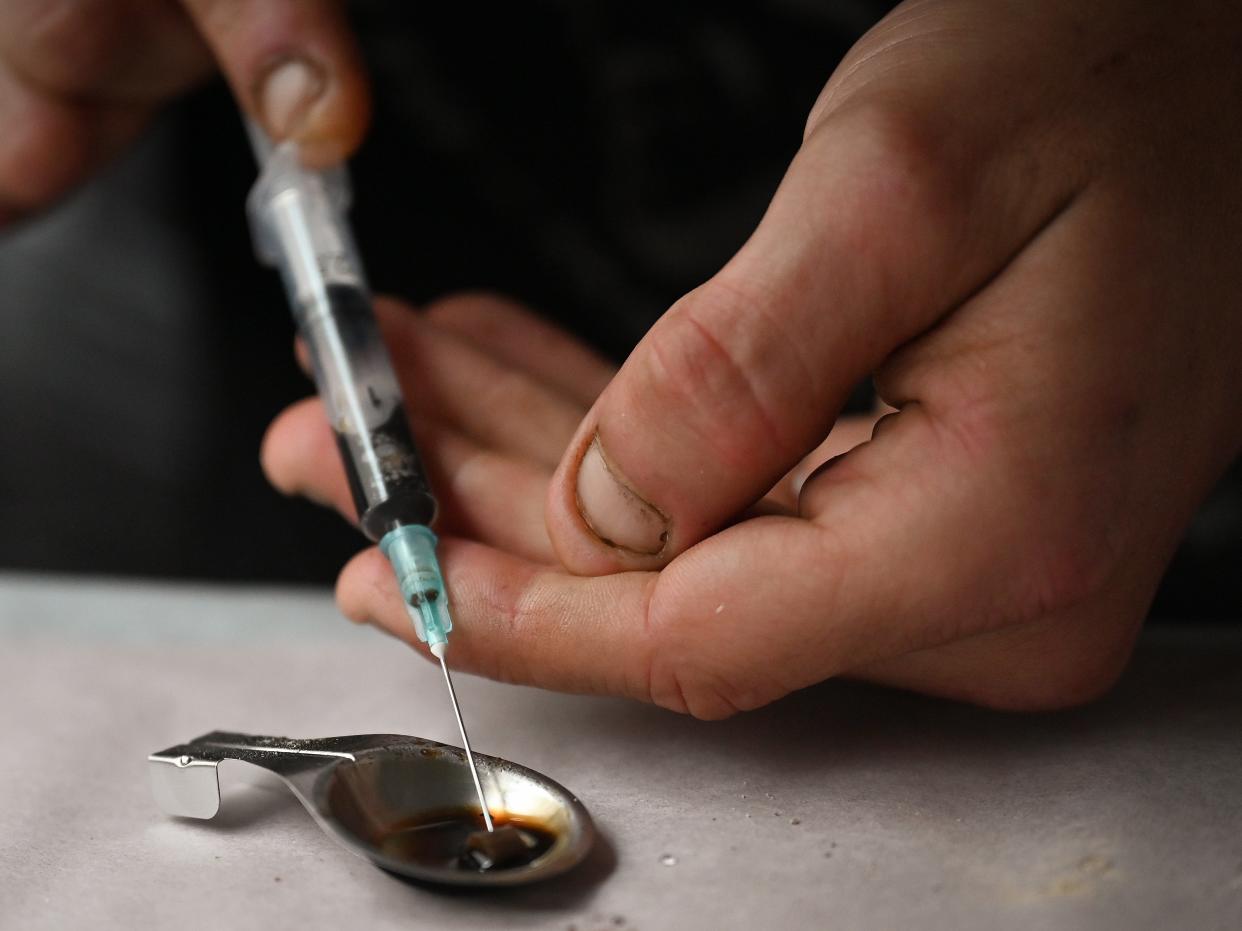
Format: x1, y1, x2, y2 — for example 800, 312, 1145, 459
546, 101, 1060, 574
181, 0, 369, 166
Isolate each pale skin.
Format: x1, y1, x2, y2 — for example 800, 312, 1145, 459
8, 1, 1241, 717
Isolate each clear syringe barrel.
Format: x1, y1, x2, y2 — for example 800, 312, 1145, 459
246, 139, 436, 542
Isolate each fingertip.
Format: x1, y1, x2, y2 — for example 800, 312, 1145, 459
184, 0, 371, 163
259, 397, 349, 514
335, 546, 393, 627
335, 547, 438, 668
258, 423, 291, 496
250, 45, 370, 165
285, 57, 370, 167
545, 426, 671, 576
259, 397, 315, 494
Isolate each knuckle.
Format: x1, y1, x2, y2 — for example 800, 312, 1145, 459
647, 658, 747, 721
14, 0, 125, 92
813, 101, 963, 254
640, 282, 811, 468
642, 590, 775, 720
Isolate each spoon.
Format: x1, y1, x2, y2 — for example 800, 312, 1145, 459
149, 731, 595, 887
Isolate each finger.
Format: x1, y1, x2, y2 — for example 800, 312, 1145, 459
545, 68, 1085, 574
764, 405, 891, 512
336, 515, 894, 720
0, 60, 158, 220
0, 60, 90, 216
261, 396, 351, 513
0, 0, 212, 101
0, 1, 200, 220
262, 396, 557, 563
180, 0, 369, 166
336, 540, 659, 701
374, 298, 587, 470
424, 292, 616, 407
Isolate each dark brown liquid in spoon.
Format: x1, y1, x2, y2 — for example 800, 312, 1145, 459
375, 809, 557, 872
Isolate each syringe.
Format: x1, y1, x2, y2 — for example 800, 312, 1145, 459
245, 125, 495, 833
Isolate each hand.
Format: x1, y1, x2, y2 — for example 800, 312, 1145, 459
0, 0, 368, 224
263, 0, 1242, 717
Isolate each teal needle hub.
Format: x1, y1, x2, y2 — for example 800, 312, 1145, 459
380, 524, 453, 651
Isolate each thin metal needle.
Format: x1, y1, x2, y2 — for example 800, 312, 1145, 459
437, 653, 494, 832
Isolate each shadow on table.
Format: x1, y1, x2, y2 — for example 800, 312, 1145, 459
204, 777, 305, 831
555, 628, 1242, 780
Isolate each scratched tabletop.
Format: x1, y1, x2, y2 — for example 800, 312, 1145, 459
0, 573, 1239, 931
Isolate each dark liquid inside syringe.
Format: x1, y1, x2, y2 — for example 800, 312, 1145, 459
319, 285, 436, 541
334, 405, 435, 541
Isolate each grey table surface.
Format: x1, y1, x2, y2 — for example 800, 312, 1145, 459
0, 573, 1239, 931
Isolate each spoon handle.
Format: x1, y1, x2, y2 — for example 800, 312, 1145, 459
147, 731, 403, 818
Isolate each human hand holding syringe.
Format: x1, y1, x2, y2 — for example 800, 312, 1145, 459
0, 0, 367, 225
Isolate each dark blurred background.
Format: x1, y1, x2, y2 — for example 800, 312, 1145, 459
0, 1, 1236, 621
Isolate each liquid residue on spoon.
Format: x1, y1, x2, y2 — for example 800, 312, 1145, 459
375, 808, 557, 872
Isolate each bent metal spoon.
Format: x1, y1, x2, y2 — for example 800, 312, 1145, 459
149, 731, 595, 887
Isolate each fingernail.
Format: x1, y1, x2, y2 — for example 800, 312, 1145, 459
575, 435, 669, 555
258, 58, 326, 140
